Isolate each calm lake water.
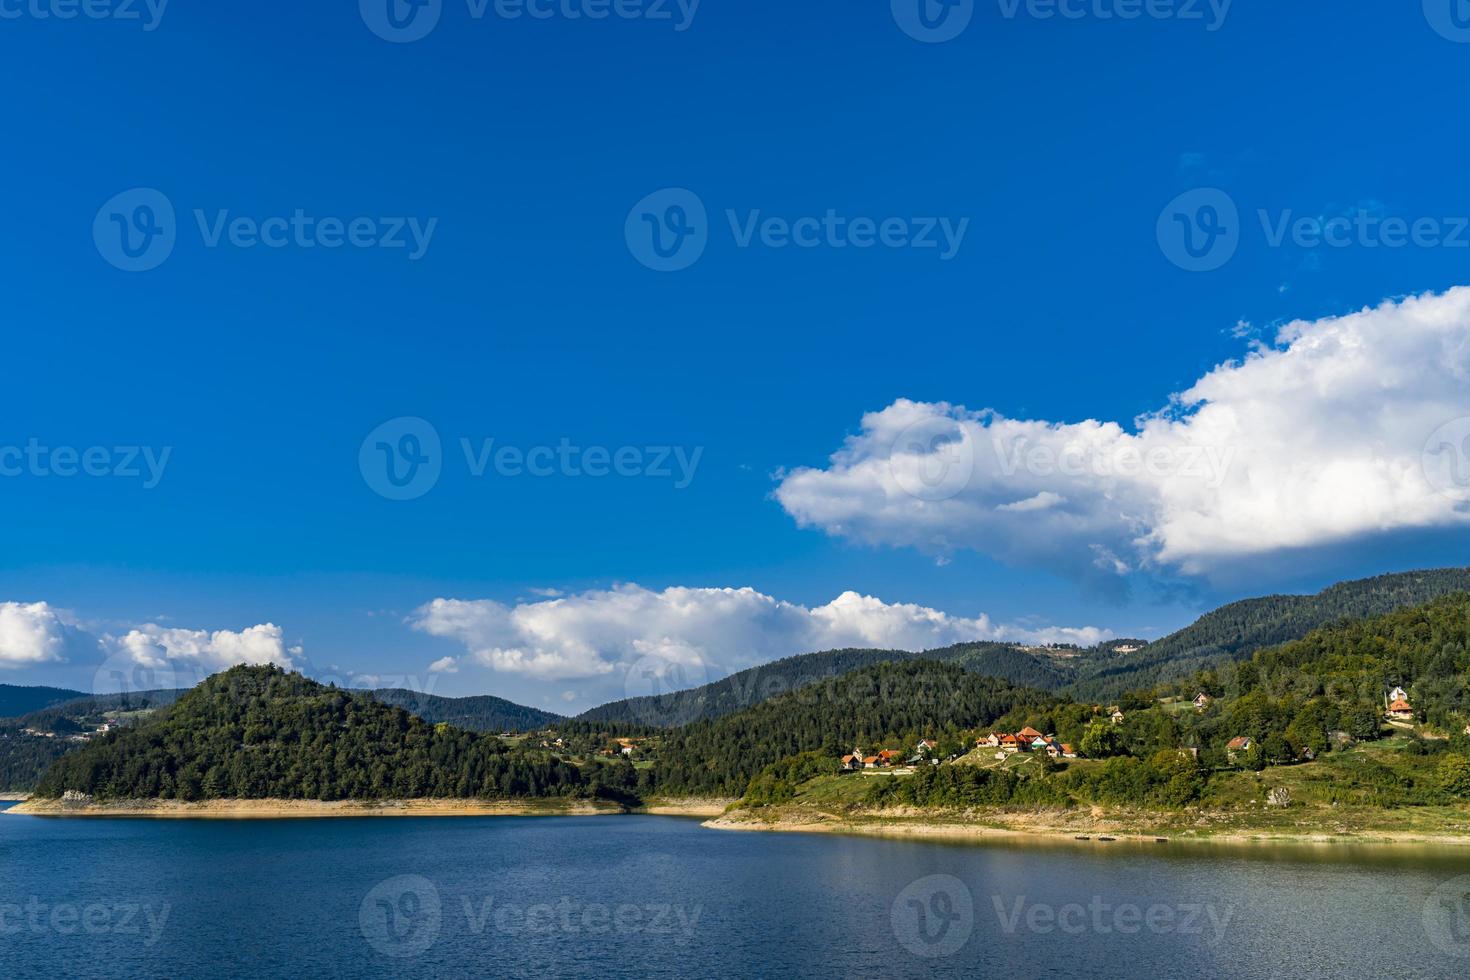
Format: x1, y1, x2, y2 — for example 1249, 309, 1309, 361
4, 802, 1470, 979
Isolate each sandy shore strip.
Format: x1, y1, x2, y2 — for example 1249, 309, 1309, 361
0, 793, 32, 802
703, 809, 1470, 850
637, 798, 735, 818
7, 798, 630, 820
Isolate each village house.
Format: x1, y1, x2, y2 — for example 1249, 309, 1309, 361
1386, 698, 1414, 722
1018, 726, 1044, 741
841, 747, 901, 771
916, 739, 938, 754
1192, 692, 1211, 710
978, 733, 1002, 748
1109, 708, 1125, 724
1226, 736, 1254, 761
1388, 686, 1409, 704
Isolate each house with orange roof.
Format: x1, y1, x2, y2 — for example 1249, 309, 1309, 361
1386, 698, 1414, 721
1226, 736, 1253, 762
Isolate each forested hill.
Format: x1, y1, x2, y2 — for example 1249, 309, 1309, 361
650, 660, 1057, 797
1067, 568, 1470, 701
0, 684, 85, 719
576, 642, 1066, 728
1162, 591, 1470, 743
34, 666, 584, 802
368, 688, 563, 732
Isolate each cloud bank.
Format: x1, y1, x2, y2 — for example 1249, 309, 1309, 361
0, 600, 301, 691
774, 287, 1470, 585
411, 584, 1107, 681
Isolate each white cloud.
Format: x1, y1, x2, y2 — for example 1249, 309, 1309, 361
0, 602, 87, 669
410, 584, 1106, 681
427, 656, 459, 674
774, 287, 1470, 583
112, 622, 300, 673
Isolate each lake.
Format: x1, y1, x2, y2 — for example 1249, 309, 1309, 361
3, 802, 1470, 978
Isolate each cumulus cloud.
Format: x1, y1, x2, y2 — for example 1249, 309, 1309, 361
111, 623, 301, 674
410, 584, 1107, 681
0, 602, 91, 669
774, 287, 1470, 584
427, 656, 459, 674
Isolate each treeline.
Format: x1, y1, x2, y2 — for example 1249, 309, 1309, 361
0, 735, 73, 792
649, 660, 1057, 797
36, 666, 585, 802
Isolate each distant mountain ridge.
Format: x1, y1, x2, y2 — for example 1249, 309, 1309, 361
368, 688, 563, 732
1064, 567, 1470, 701
575, 642, 1071, 728
0, 684, 86, 719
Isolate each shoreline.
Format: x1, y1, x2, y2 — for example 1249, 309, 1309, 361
6, 796, 735, 820
8, 798, 626, 819
703, 806, 1470, 850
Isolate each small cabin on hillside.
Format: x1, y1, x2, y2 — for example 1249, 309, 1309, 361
1386, 699, 1414, 722
1226, 736, 1253, 761
1192, 692, 1211, 710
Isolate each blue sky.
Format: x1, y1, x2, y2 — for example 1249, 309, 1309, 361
5, 2, 1470, 711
